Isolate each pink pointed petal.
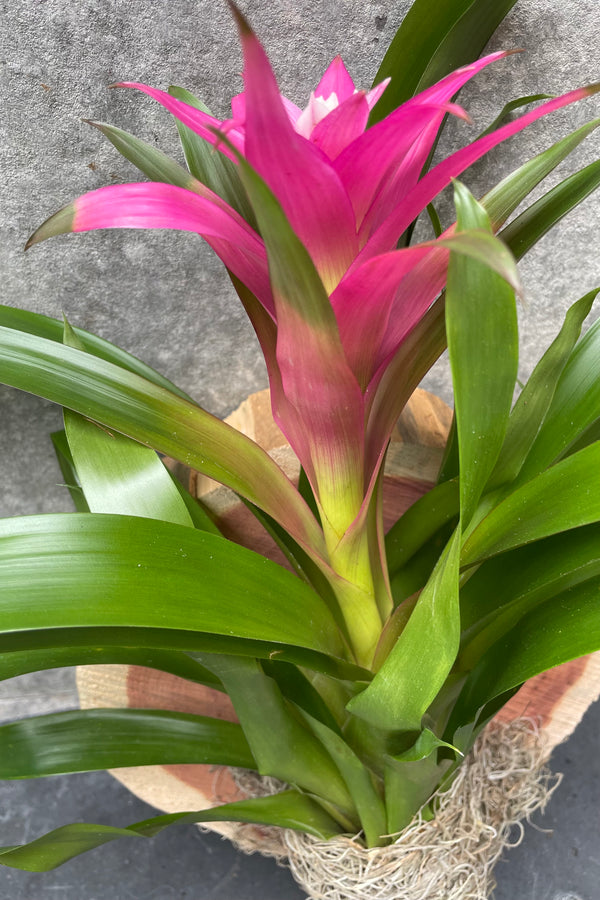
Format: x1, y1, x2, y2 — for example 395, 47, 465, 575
236, 16, 358, 292
330, 244, 433, 388
315, 56, 356, 102
335, 102, 464, 230
361, 83, 600, 260
335, 52, 507, 234
366, 78, 391, 111
115, 82, 246, 158
309, 91, 370, 160
70, 182, 273, 313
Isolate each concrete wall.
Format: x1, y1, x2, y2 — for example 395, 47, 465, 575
2, 0, 599, 516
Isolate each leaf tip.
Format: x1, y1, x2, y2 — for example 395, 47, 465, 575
226, 0, 252, 36
25, 204, 76, 250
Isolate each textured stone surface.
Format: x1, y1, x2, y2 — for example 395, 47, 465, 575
1, 1, 600, 897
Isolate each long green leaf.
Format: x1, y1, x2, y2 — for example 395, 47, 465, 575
489, 289, 598, 487
370, 0, 518, 122
300, 710, 387, 847
0, 708, 254, 778
0, 513, 345, 659
50, 430, 90, 512
63, 318, 194, 526
0, 645, 221, 688
194, 654, 357, 824
481, 117, 600, 231
0, 326, 325, 554
452, 578, 600, 728
168, 86, 256, 225
446, 182, 518, 526
459, 523, 600, 667
501, 159, 600, 260
347, 529, 461, 731
0, 304, 192, 401
65, 407, 194, 524
386, 480, 459, 577
477, 94, 553, 139
518, 316, 600, 478
462, 442, 600, 565
0, 790, 340, 871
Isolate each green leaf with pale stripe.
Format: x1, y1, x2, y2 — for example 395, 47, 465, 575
0, 791, 340, 871
462, 442, 600, 565
0, 708, 254, 778
347, 529, 461, 732
445, 182, 518, 526
0, 304, 192, 400
0, 326, 325, 555
0, 513, 345, 659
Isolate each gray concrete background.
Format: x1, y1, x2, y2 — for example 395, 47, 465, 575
1, 0, 600, 897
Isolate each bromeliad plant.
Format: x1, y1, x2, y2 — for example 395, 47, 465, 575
1, 0, 600, 874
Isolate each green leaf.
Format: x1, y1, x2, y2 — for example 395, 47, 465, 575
167, 86, 256, 226
0, 790, 340, 871
347, 528, 461, 732
489, 289, 598, 487
501, 159, 600, 260
50, 430, 90, 512
0, 708, 254, 778
64, 410, 194, 524
445, 182, 518, 526
462, 442, 600, 565
261, 659, 341, 734
0, 645, 221, 687
386, 479, 459, 577
517, 316, 600, 478
0, 513, 345, 659
391, 727, 462, 763
0, 326, 325, 554
481, 117, 600, 232
62, 318, 194, 526
193, 654, 357, 824
0, 304, 192, 401
383, 754, 448, 834
370, 0, 518, 122
452, 578, 600, 728
459, 523, 600, 668
86, 120, 207, 192
299, 710, 387, 847
477, 94, 553, 139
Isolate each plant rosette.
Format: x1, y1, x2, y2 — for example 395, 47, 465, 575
2, 1, 600, 898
